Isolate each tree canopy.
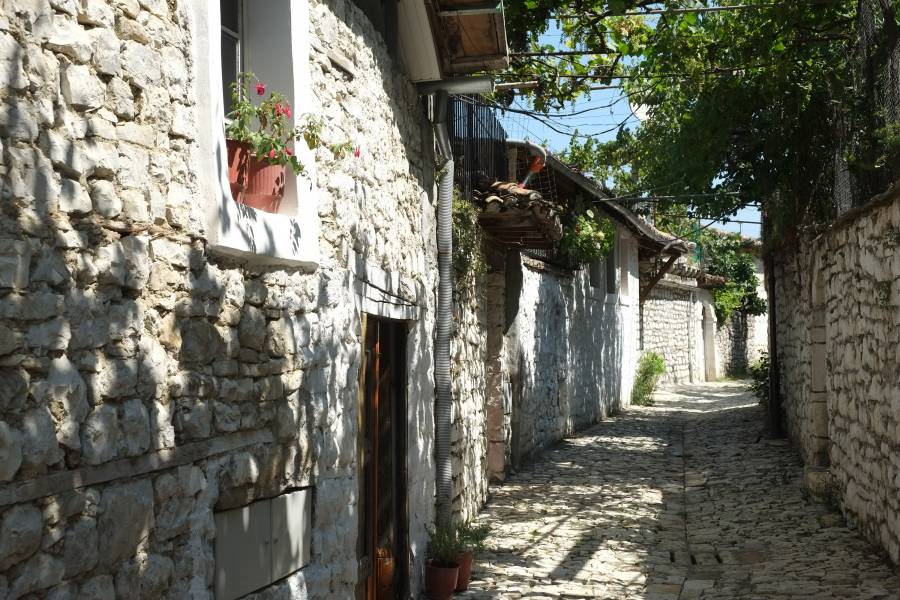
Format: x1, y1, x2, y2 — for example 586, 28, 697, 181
499, 1, 862, 237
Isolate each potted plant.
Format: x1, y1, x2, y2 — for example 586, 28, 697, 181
455, 521, 490, 592
425, 522, 462, 600
224, 72, 322, 213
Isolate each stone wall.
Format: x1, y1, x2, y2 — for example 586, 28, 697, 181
641, 282, 709, 385
502, 244, 639, 466
450, 278, 488, 522
0, 1, 437, 598
774, 194, 900, 564
714, 258, 768, 378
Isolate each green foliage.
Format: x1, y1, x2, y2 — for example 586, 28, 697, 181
700, 232, 767, 322
457, 521, 491, 553
452, 192, 487, 281
503, 0, 856, 235
225, 72, 324, 175
631, 352, 666, 406
427, 522, 463, 567
559, 208, 615, 265
749, 352, 770, 406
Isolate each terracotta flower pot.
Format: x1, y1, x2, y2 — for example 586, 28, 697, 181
376, 547, 395, 599
455, 550, 474, 591
226, 139, 286, 214
424, 560, 459, 600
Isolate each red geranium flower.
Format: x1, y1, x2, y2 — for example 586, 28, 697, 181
268, 148, 276, 159
285, 148, 293, 156
255, 82, 266, 96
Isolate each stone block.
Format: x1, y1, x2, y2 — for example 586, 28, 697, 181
0, 99, 39, 141
119, 398, 150, 456
0, 239, 31, 290
150, 237, 189, 268
90, 180, 122, 217
120, 40, 160, 89
59, 178, 92, 214
0, 422, 23, 481
46, 16, 92, 62
175, 398, 211, 439
88, 27, 119, 75
0, 504, 43, 571
98, 479, 154, 565
61, 63, 105, 109
21, 406, 62, 472
63, 517, 98, 577
179, 319, 225, 364
0, 32, 27, 90
78, 0, 114, 27
81, 405, 120, 465
9, 552, 64, 598
237, 305, 267, 351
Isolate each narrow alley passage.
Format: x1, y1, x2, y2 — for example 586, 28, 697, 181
465, 383, 900, 599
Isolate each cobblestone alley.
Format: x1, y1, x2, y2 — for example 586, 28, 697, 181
465, 383, 900, 599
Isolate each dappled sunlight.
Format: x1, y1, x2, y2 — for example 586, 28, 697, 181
465, 382, 900, 599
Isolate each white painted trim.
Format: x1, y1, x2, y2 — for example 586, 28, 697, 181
194, 0, 321, 268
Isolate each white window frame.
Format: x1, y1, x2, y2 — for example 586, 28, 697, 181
191, 0, 321, 268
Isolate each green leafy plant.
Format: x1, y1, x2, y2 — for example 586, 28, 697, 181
225, 72, 324, 175
452, 191, 487, 280
559, 209, 615, 265
427, 522, 463, 567
457, 521, 491, 553
749, 352, 770, 406
631, 352, 665, 406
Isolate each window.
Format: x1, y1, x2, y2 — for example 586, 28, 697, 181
220, 0, 242, 118
196, 0, 321, 267
589, 260, 603, 289
605, 238, 618, 295
618, 237, 630, 297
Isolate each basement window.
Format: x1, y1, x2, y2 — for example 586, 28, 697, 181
214, 489, 312, 600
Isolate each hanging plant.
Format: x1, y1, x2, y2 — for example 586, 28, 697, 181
558, 209, 615, 265
225, 72, 323, 175
452, 191, 487, 280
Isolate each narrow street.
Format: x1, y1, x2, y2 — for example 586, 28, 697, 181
465, 383, 900, 599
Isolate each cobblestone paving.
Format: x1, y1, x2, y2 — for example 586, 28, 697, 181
465, 383, 900, 599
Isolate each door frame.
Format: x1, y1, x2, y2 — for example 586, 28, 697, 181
357, 314, 410, 600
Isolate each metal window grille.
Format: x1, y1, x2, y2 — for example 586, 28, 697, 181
448, 96, 509, 201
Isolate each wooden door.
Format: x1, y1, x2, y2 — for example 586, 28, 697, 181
357, 317, 408, 600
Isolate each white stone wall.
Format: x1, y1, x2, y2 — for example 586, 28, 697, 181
641, 282, 709, 385
503, 231, 640, 465
713, 257, 768, 377
450, 279, 489, 522
0, 1, 437, 598
774, 194, 900, 564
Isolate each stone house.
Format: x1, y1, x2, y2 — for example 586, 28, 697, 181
773, 189, 900, 565
0, 0, 508, 598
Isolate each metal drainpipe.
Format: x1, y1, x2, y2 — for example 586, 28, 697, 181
433, 91, 454, 526
506, 139, 547, 187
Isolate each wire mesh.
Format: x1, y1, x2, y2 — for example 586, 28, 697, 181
834, 0, 900, 214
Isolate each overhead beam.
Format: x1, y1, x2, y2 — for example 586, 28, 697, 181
640, 254, 679, 304
438, 1, 502, 17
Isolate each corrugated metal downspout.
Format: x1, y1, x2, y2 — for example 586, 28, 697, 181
433, 91, 454, 526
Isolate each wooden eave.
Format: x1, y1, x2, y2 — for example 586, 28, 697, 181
427, 0, 509, 75
474, 181, 562, 250
540, 154, 690, 257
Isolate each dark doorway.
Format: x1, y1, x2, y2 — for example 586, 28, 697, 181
357, 316, 409, 600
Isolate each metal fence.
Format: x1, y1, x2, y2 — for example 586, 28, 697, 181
834, 0, 900, 213
448, 96, 509, 201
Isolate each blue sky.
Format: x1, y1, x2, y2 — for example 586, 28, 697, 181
498, 24, 762, 239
